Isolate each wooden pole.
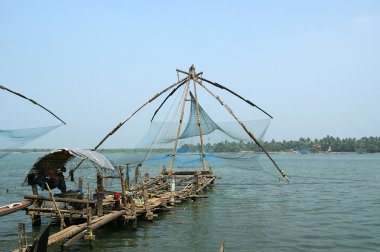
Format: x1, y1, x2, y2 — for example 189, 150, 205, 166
190, 66, 207, 171
63, 210, 127, 247
78, 177, 83, 192
92, 76, 190, 150
178, 68, 273, 118
196, 79, 289, 182
220, 240, 225, 252
0, 85, 66, 124
125, 164, 130, 191
31, 184, 41, 226
24, 195, 96, 204
96, 173, 104, 216
119, 166, 127, 207
168, 76, 191, 173
131, 199, 137, 230
45, 183, 66, 230
197, 76, 273, 119
17, 223, 26, 251
151, 72, 204, 122
134, 164, 141, 189
143, 188, 153, 221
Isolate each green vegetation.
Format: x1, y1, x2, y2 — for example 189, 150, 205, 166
180, 136, 380, 153
262, 136, 380, 153
1, 136, 380, 154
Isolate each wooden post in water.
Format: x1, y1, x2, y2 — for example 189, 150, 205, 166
143, 187, 153, 221
78, 177, 83, 192
96, 173, 104, 216
144, 173, 149, 183
17, 223, 27, 251
192, 174, 199, 196
134, 164, 141, 190
31, 184, 41, 226
131, 198, 137, 229
119, 166, 127, 207
125, 164, 130, 191
84, 207, 95, 241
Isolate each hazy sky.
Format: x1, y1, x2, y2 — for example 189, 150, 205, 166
1, 1, 379, 149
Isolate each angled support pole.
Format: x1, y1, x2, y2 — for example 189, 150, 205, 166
195, 79, 289, 182
151, 72, 204, 122
0, 85, 66, 124
190, 67, 207, 171
151, 80, 186, 122
197, 76, 273, 119
168, 77, 191, 173
93, 76, 190, 150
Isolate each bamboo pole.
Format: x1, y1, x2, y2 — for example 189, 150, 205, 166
24, 195, 96, 204
45, 183, 66, 229
125, 164, 130, 191
0, 85, 66, 124
177, 69, 273, 118
195, 79, 289, 182
30, 184, 41, 226
92, 76, 190, 150
168, 77, 191, 172
151, 72, 204, 122
62, 210, 127, 247
197, 76, 273, 119
133, 164, 141, 190
151, 81, 185, 122
96, 173, 104, 216
190, 67, 207, 171
119, 166, 127, 207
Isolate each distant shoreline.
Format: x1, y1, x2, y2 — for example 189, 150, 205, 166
1, 149, 379, 155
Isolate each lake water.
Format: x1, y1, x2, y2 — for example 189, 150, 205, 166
0, 152, 379, 251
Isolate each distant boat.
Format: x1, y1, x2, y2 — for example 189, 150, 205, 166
0, 200, 32, 217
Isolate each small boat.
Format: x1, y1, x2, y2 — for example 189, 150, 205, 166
0, 200, 32, 217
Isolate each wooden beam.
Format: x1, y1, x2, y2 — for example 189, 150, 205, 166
24, 195, 96, 205
196, 79, 289, 182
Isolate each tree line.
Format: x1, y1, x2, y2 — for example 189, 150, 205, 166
180, 136, 380, 153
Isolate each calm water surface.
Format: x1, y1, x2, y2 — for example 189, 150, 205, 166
0, 153, 379, 251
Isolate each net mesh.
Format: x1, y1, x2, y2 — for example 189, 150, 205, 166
1, 86, 63, 159
121, 89, 270, 175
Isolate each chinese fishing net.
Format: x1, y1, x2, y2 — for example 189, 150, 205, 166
110, 84, 271, 178
0, 85, 63, 159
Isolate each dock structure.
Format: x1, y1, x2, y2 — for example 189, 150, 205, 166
18, 162, 215, 251
15, 65, 288, 251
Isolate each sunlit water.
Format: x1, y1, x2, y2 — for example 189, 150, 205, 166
0, 152, 379, 251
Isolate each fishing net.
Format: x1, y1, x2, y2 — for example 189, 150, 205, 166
0, 85, 64, 159
0, 126, 60, 159
119, 87, 270, 176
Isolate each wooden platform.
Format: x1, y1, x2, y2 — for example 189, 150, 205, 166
19, 170, 216, 250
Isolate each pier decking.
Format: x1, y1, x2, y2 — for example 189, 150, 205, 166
15, 165, 216, 251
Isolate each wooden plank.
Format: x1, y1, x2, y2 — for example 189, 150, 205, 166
24, 195, 95, 204
63, 210, 126, 247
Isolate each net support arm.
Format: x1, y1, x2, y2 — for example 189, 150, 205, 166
196, 76, 273, 119
195, 79, 289, 183
151, 72, 203, 122
151, 81, 186, 122
92, 76, 190, 150
0, 85, 66, 125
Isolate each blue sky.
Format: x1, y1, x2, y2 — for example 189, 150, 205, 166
1, 1, 379, 148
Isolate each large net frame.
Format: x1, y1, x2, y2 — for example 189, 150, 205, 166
0, 85, 65, 159
94, 66, 288, 182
